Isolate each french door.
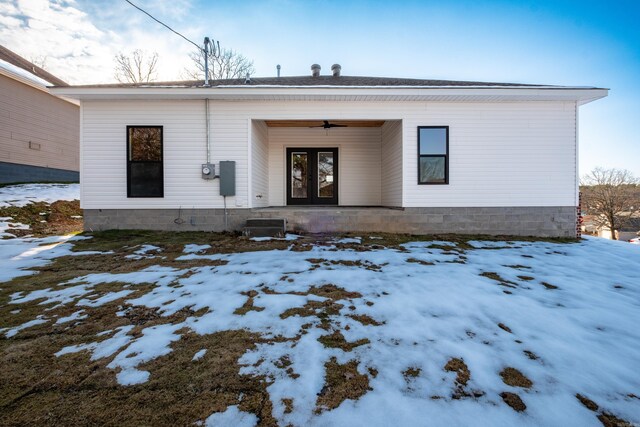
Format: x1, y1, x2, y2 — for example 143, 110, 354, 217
286, 147, 338, 205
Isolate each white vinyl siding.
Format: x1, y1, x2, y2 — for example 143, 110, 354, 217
82, 100, 213, 209
402, 102, 577, 207
80, 99, 577, 210
267, 127, 381, 206
381, 120, 403, 207
250, 120, 269, 207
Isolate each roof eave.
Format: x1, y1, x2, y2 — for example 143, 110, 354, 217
49, 86, 608, 104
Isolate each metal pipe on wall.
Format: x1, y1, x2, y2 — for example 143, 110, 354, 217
205, 98, 210, 164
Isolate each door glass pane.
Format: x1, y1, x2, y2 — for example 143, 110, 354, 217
291, 152, 308, 198
318, 152, 334, 198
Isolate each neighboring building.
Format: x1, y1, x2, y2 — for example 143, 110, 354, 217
582, 214, 640, 241
51, 64, 607, 236
0, 45, 79, 183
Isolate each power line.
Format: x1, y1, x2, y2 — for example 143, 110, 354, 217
123, 0, 201, 51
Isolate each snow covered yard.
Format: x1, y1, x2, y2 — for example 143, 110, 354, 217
1, 229, 639, 427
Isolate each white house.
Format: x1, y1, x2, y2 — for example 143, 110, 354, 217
51, 64, 607, 237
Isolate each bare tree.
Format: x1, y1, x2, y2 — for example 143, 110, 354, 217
30, 55, 48, 70
182, 48, 255, 81
581, 167, 640, 240
114, 50, 159, 83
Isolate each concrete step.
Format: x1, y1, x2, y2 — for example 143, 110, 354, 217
243, 218, 286, 237
245, 218, 286, 228
243, 226, 285, 238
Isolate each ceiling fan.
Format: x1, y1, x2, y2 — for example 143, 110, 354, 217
309, 120, 348, 129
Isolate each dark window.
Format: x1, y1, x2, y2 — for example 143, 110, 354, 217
418, 126, 448, 184
127, 126, 163, 197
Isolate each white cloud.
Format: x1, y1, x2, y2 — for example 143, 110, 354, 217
0, 0, 202, 84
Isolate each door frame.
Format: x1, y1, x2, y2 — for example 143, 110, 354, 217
286, 147, 339, 205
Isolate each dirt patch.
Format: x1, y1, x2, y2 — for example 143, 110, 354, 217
517, 275, 535, 281
443, 358, 484, 399
403, 367, 421, 379
499, 367, 533, 389
274, 355, 299, 379
318, 331, 370, 351
282, 398, 294, 414
500, 392, 526, 412
498, 323, 512, 333
523, 350, 539, 361
576, 393, 599, 412
444, 358, 470, 387
315, 357, 371, 413
598, 413, 635, 427
347, 314, 383, 326
479, 272, 518, 289
0, 200, 82, 238
505, 265, 531, 270
280, 300, 343, 320
234, 291, 265, 315
406, 258, 435, 266
541, 282, 559, 290
307, 284, 362, 300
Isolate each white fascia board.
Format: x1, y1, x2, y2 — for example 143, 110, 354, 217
50, 86, 608, 104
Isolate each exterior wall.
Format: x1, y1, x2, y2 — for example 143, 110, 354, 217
380, 120, 403, 207
0, 74, 79, 174
81, 99, 577, 211
401, 102, 577, 207
0, 161, 78, 183
250, 120, 269, 207
267, 127, 382, 206
84, 206, 577, 237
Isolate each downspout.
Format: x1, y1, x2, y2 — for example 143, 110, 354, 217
205, 98, 210, 164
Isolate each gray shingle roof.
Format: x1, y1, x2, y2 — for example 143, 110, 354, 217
52, 75, 577, 89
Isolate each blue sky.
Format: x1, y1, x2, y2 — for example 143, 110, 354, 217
1, 0, 638, 176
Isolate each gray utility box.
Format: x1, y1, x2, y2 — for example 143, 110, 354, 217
201, 163, 215, 180
219, 161, 236, 196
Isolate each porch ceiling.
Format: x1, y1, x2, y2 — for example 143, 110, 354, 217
264, 120, 386, 128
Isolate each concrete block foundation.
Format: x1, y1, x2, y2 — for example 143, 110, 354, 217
83, 206, 577, 237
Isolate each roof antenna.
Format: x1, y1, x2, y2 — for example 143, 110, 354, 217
277, 64, 281, 78
203, 37, 221, 87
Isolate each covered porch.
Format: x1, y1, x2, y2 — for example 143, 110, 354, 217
249, 119, 403, 209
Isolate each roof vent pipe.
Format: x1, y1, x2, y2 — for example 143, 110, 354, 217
311, 64, 321, 77
331, 64, 341, 77
277, 64, 281, 78
203, 37, 211, 87
245, 73, 251, 84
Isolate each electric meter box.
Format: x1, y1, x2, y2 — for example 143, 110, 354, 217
201, 163, 215, 180
219, 161, 236, 196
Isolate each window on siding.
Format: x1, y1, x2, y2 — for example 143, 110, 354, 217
127, 126, 164, 197
418, 126, 448, 184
